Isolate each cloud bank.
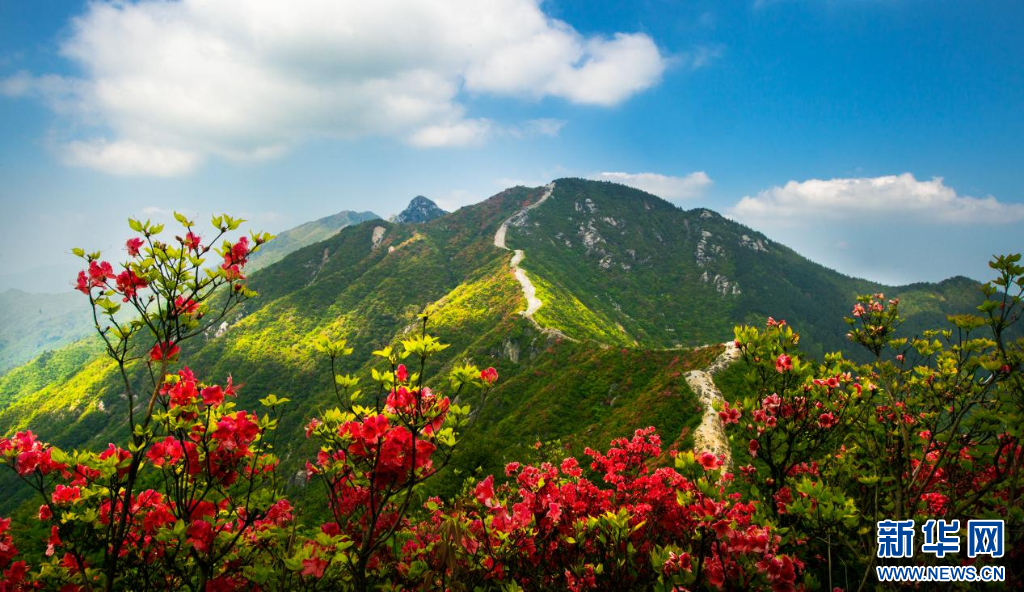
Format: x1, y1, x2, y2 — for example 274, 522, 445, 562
5, 0, 667, 175
592, 171, 713, 200
732, 173, 1024, 225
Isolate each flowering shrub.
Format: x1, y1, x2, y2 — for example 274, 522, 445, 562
727, 254, 1024, 589
0, 210, 1020, 591
386, 428, 797, 591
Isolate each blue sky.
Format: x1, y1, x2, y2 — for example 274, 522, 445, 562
1, 0, 1021, 292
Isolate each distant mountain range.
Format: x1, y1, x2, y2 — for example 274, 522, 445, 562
0, 289, 93, 374
0, 179, 994, 510
247, 209, 380, 272
0, 208, 382, 374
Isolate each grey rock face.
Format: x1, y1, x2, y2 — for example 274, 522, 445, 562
391, 196, 448, 224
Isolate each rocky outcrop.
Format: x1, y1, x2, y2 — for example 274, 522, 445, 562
371, 226, 386, 250
391, 196, 447, 224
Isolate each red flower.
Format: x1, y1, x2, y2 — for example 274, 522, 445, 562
748, 439, 760, 458
395, 364, 408, 383
222, 236, 250, 270
74, 271, 91, 294
3, 560, 27, 584
146, 437, 184, 468
126, 237, 145, 257
200, 385, 224, 406
547, 502, 562, 522
38, 504, 52, 521
14, 449, 41, 476
480, 367, 498, 385
175, 296, 200, 316
474, 475, 497, 508
305, 418, 320, 438
385, 386, 414, 412
150, 342, 180, 362
87, 260, 115, 286
186, 519, 214, 554
301, 555, 328, 578
184, 232, 202, 252
46, 525, 62, 557
51, 485, 80, 505
718, 402, 741, 424
775, 354, 793, 373
115, 269, 148, 301
165, 371, 198, 407
697, 451, 722, 471
211, 411, 260, 452
817, 412, 838, 429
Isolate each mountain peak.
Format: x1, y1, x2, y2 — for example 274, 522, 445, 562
392, 196, 447, 224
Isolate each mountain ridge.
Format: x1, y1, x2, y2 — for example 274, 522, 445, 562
246, 208, 380, 272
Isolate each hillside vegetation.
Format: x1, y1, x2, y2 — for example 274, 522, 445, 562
0, 180, 995, 511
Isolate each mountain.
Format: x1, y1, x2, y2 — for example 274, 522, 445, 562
0, 289, 94, 374
245, 209, 380, 272
390, 195, 447, 224
0, 179, 992, 511
506, 178, 983, 358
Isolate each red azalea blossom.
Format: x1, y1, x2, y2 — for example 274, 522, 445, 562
146, 437, 184, 468
174, 296, 200, 316
697, 451, 723, 471
222, 236, 250, 271
211, 411, 260, 453
775, 354, 793, 373
480, 367, 498, 385
115, 269, 148, 301
718, 401, 742, 424
74, 271, 91, 294
395, 364, 408, 383
87, 260, 115, 286
51, 485, 81, 505
301, 555, 328, 579
46, 525, 61, 557
126, 237, 145, 257
200, 385, 224, 406
184, 232, 202, 252
817, 412, 838, 429
474, 475, 497, 508
150, 342, 180, 362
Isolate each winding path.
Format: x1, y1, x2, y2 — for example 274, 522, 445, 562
494, 181, 738, 453
495, 183, 556, 321
685, 341, 740, 470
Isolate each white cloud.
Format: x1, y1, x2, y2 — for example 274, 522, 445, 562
61, 139, 201, 177
407, 119, 493, 148
731, 173, 1024, 225
7, 0, 666, 176
592, 171, 713, 200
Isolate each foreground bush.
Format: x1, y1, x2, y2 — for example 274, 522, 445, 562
0, 213, 1019, 591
